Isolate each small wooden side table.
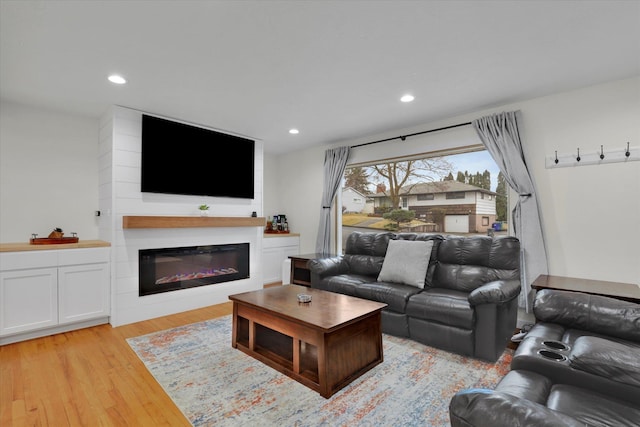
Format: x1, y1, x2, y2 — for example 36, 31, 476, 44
531, 274, 640, 303
288, 253, 338, 287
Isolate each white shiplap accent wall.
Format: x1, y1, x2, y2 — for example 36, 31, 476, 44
99, 106, 264, 326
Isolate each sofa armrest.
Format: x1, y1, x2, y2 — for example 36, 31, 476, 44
307, 256, 349, 279
468, 280, 521, 306
449, 389, 584, 427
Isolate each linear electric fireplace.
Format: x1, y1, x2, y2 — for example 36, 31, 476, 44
139, 243, 249, 296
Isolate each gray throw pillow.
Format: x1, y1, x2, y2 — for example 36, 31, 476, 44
377, 239, 434, 288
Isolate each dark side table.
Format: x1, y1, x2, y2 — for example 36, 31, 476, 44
288, 253, 338, 287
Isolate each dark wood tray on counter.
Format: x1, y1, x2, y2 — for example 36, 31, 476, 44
30, 237, 80, 245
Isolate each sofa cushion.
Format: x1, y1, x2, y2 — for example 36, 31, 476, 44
406, 288, 475, 329
377, 239, 433, 288
434, 236, 520, 292
345, 231, 393, 256
316, 274, 372, 297
354, 281, 422, 313
344, 254, 385, 276
569, 336, 640, 388
547, 384, 640, 427
534, 289, 640, 342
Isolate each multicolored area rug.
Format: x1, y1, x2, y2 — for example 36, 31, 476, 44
127, 315, 512, 427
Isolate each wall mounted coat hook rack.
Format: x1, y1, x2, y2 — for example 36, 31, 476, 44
546, 142, 639, 168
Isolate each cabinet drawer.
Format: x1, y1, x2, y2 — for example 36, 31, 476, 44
0, 251, 58, 271
58, 248, 110, 265
263, 236, 300, 249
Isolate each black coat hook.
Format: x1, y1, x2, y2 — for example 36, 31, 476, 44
554, 151, 559, 164
625, 142, 631, 158
600, 145, 605, 160
576, 148, 581, 162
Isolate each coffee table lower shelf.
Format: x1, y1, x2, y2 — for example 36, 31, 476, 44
231, 302, 383, 398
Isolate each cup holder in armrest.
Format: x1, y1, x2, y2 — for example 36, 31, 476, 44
542, 340, 570, 351
537, 349, 567, 361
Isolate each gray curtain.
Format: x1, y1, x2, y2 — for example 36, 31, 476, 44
473, 111, 548, 311
315, 146, 350, 254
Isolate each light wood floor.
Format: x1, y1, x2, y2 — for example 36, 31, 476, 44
0, 301, 234, 426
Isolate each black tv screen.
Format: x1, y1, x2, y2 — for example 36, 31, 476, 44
141, 114, 254, 199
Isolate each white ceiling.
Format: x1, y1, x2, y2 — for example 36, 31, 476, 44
1, 0, 639, 154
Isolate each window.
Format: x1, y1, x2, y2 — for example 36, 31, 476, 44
446, 192, 466, 199
341, 148, 506, 253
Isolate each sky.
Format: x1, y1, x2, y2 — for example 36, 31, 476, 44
446, 150, 501, 191
359, 149, 501, 192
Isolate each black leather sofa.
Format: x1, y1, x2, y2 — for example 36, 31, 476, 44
308, 231, 521, 362
449, 289, 640, 426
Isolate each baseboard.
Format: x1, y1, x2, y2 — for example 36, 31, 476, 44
0, 317, 110, 345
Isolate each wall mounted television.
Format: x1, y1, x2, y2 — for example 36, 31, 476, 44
141, 114, 255, 199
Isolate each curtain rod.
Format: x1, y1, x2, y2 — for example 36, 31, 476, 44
350, 122, 472, 149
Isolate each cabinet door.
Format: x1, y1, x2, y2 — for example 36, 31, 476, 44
262, 247, 283, 284
58, 263, 110, 324
0, 268, 58, 336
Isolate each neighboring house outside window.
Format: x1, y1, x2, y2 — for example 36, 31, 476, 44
342, 187, 371, 213
370, 181, 497, 233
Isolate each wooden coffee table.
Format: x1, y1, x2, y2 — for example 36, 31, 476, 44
229, 284, 387, 398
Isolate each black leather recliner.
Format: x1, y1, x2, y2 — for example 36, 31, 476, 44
449, 289, 640, 426
308, 231, 521, 362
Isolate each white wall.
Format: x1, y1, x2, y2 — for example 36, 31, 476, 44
0, 101, 100, 243
263, 152, 279, 218
277, 77, 640, 284
275, 144, 327, 253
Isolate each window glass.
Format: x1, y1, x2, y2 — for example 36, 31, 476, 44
446, 192, 466, 199
341, 149, 508, 252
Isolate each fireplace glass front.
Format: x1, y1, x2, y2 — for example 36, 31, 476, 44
139, 243, 249, 296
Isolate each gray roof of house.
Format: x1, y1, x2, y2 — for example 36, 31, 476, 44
342, 187, 370, 198
370, 181, 497, 198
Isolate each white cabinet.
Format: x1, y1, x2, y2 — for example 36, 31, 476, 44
262, 235, 300, 284
58, 263, 110, 324
0, 267, 58, 335
0, 247, 110, 344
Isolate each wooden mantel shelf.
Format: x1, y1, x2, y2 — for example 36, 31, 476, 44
122, 215, 266, 229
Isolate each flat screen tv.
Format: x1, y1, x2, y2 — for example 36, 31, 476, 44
141, 114, 254, 199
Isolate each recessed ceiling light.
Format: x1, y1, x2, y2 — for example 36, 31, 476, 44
108, 74, 127, 84
400, 94, 415, 103
289, 129, 299, 134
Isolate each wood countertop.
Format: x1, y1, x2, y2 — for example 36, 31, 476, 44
0, 240, 111, 252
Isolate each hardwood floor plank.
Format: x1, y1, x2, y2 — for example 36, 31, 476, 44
0, 302, 233, 426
